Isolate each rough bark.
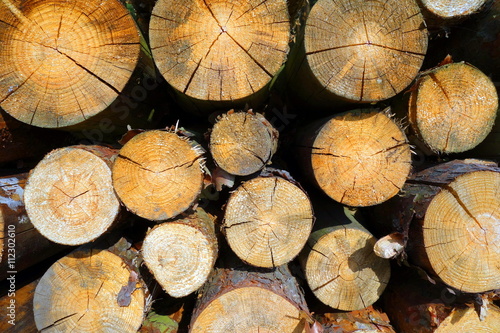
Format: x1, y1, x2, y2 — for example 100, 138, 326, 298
142, 208, 218, 298
112, 130, 205, 221
297, 109, 412, 207
23, 145, 122, 245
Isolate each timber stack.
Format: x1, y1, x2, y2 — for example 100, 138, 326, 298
0, 0, 498, 332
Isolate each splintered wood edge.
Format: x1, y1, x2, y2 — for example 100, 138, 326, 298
24, 147, 120, 245
305, 0, 427, 102
33, 249, 144, 332
190, 287, 304, 332
311, 109, 412, 207
223, 176, 313, 268
142, 220, 217, 298
149, 0, 290, 101
112, 130, 204, 221
303, 226, 391, 311
210, 111, 278, 176
423, 170, 500, 293
0, 0, 141, 128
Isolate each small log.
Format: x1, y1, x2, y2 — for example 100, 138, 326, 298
390, 159, 500, 293
209, 111, 278, 176
112, 130, 205, 221
420, 0, 490, 20
0, 0, 154, 129
222, 173, 314, 268
408, 62, 498, 153
297, 109, 412, 207
149, 0, 290, 111
0, 173, 68, 280
33, 239, 146, 332
141, 208, 218, 298
189, 264, 309, 332
23, 145, 121, 245
288, 0, 428, 106
300, 199, 391, 311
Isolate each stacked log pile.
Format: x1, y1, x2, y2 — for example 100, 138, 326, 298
0, 0, 499, 332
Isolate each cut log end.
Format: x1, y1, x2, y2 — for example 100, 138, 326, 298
424, 170, 500, 293
210, 111, 278, 176
421, 0, 489, 19
0, 0, 140, 128
409, 62, 498, 153
434, 305, 500, 332
112, 130, 204, 221
303, 0, 427, 102
223, 176, 313, 268
306, 109, 411, 207
33, 249, 145, 333
24, 146, 120, 245
149, 0, 290, 102
142, 209, 218, 298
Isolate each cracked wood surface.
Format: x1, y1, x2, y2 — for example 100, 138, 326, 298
0, 0, 141, 128
149, 0, 290, 102
112, 130, 204, 221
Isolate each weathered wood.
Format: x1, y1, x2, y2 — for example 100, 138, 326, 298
408, 62, 498, 153
223, 172, 314, 268
314, 305, 395, 332
209, 110, 278, 176
297, 109, 412, 207
189, 264, 309, 332
142, 208, 218, 298
0, 0, 154, 130
112, 130, 205, 221
0, 277, 39, 332
23, 145, 122, 245
0, 173, 68, 280
287, 0, 428, 107
149, 0, 291, 111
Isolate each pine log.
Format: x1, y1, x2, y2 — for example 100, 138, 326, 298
0, 173, 68, 280
33, 239, 146, 332
0, 0, 154, 130
222, 173, 314, 268
287, 0, 428, 106
149, 0, 290, 111
209, 110, 278, 176
23, 145, 121, 245
0, 277, 39, 332
297, 109, 412, 207
408, 62, 498, 153
112, 130, 205, 221
300, 199, 390, 311
420, 0, 490, 20
389, 159, 500, 293
189, 264, 309, 332
141, 208, 218, 298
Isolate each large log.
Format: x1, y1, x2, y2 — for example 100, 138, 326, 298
189, 264, 309, 332
222, 172, 314, 268
149, 0, 291, 112
112, 130, 205, 221
23, 145, 122, 245
0, 173, 68, 280
297, 109, 412, 207
408, 61, 498, 153
141, 208, 218, 298
0, 0, 155, 131
287, 0, 428, 107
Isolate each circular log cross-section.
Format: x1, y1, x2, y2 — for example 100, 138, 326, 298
409, 62, 498, 153
0, 0, 141, 128
141, 208, 218, 298
421, 0, 489, 19
210, 111, 278, 176
149, 0, 290, 102
223, 175, 313, 268
299, 109, 412, 207
301, 0, 427, 103
112, 130, 204, 221
33, 249, 144, 333
423, 170, 500, 293
301, 225, 390, 311
435, 305, 500, 332
24, 146, 120, 245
